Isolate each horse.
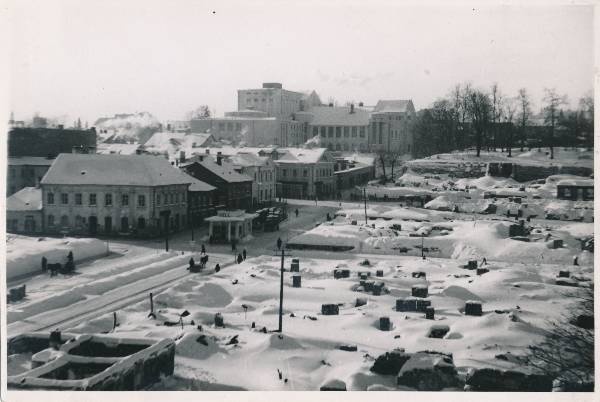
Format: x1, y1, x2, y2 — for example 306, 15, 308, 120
48, 263, 61, 277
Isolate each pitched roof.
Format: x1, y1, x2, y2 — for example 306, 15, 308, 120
182, 157, 253, 183
373, 100, 414, 113
276, 147, 330, 164
40, 154, 194, 186
305, 106, 370, 126
8, 156, 54, 166
6, 187, 42, 211
188, 177, 216, 192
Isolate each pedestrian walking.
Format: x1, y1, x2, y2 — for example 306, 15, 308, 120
237, 253, 243, 264
215, 263, 221, 273
573, 256, 579, 266
277, 237, 282, 250
295, 208, 299, 218
243, 249, 247, 260
41, 256, 48, 273
188, 257, 195, 270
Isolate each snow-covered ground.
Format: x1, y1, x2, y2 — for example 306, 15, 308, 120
58, 252, 592, 390
5, 235, 107, 280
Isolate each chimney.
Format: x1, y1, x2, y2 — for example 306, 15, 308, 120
328, 102, 334, 107
57, 124, 64, 130
350, 104, 355, 114
205, 148, 210, 155
180, 150, 186, 163
217, 151, 223, 166
358, 102, 364, 107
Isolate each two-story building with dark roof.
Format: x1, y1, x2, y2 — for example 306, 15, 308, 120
187, 178, 217, 227
180, 153, 253, 211
40, 154, 196, 236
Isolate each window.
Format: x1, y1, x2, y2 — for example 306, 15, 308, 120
156, 194, 161, 205
138, 195, 146, 207
9, 168, 15, 178
89, 193, 97, 206
60, 215, 69, 227
226, 122, 233, 131
137, 217, 146, 229
336, 127, 341, 138
122, 194, 129, 206
235, 123, 242, 131
336, 144, 341, 151
563, 188, 572, 198
105, 193, 112, 206
303, 169, 308, 177
360, 127, 365, 138
283, 169, 287, 177
344, 127, 349, 137
343, 143, 349, 151
218, 123, 225, 131
170, 194, 175, 204
313, 126, 319, 136
328, 127, 334, 137
121, 217, 129, 232
75, 193, 82, 205
47, 192, 54, 204
48, 215, 54, 226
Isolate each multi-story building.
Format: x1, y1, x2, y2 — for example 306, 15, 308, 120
274, 147, 336, 199
228, 152, 277, 207
187, 178, 217, 227
40, 154, 194, 236
368, 100, 416, 153
8, 126, 97, 158
190, 83, 320, 147
7, 157, 54, 195
180, 153, 253, 211
296, 104, 371, 152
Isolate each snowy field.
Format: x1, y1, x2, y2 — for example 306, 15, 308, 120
56, 252, 592, 391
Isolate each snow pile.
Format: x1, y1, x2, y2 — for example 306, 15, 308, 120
5, 235, 106, 280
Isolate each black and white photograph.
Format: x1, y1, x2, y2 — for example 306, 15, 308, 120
1, 0, 596, 397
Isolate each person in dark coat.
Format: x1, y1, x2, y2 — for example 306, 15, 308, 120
242, 249, 247, 260
215, 263, 221, 272
188, 257, 195, 270
237, 253, 243, 264
277, 237, 282, 250
42, 256, 48, 273
295, 208, 299, 218
67, 251, 73, 263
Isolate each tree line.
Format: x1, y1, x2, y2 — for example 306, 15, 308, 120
411, 83, 594, 159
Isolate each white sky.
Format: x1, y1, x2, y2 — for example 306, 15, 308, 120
7, 0, 595, 124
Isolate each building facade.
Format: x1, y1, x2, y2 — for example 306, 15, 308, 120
8, 127, 97, 158
556, 179, 594, 201
187, 179, 217, 227
368, 100, 416, 153
228, 153, 277, 207
274, 148, 336, 199
180, 155, 253, 211
40, 154, 193, 236
6, 187, 43, 234
7, 157, 54, 195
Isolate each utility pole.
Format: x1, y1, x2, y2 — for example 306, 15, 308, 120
363, 187, 368, 225
421, 233, 425, 260
191, 217, 195, 242
278, 247, 285, 332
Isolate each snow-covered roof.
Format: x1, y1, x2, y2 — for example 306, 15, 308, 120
41, 154, 194, 187
556, 179, 593, 187
305, 106, 370, 126
276, 147, 330, 164
228, 153, 270, 168
182, 158, 253, 183
143, 132, 214, 148
8, 156, 54, 166
96, 143, 140, 155
188, 177, 216, 192
6, 187, 43, 211
373, 100, 415, 113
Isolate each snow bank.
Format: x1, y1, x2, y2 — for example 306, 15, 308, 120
6, 235, 107, 280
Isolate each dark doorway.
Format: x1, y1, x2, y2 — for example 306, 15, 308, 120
121, 217, 129, 232
104, 216, 112, 233
24, 216, 36, 232
89, 216, 98, 235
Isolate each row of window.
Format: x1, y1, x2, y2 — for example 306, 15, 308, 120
217, 122, 243, 132
314, 126, 367, 139
281, 167, 333, 178
47, 192, 147, 207
254, 170, 274, 182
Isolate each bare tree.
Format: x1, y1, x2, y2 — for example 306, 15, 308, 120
502, 97, 518, 156
578, 92, 594, 150
542, 88, 568, 160
517, 88, 531, 152
467, 89, 491, 157
526, 286, 594, 390
490, 83, 503, 151
376, 149, 402, 183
